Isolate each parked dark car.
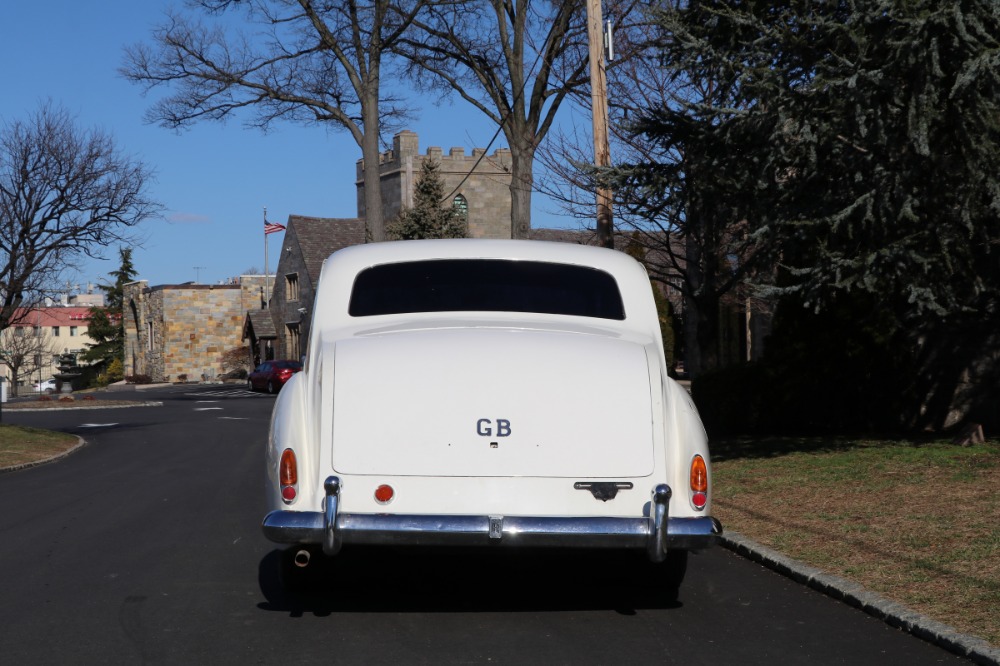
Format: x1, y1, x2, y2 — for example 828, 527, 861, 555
247, 360, 302, 394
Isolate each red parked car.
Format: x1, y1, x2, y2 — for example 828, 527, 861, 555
247, 360, 302, 394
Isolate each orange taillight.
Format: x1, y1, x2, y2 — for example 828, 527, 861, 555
279, 449, 297, 486
279, 449, 298, 503
690, 455, 708, 493
690, 454, 708, 510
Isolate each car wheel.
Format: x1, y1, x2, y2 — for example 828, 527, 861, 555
267, 380, 276, 394
247, 379, 254, 392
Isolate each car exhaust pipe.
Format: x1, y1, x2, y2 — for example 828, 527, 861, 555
293, 549, 311, 568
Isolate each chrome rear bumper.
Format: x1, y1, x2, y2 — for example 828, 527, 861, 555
262, 476, 722, 562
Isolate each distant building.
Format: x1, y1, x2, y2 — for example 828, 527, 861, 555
0, 306, 95, 394
123, 276, 270, 382
358, 130, 515, 238
244, 216, 365, 362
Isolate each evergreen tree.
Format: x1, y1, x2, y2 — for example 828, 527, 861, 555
387, 160, 468, 240
82, 248, 137, 370
615, 0, 1000, 429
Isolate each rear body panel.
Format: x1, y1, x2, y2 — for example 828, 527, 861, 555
331, 327, 654, 479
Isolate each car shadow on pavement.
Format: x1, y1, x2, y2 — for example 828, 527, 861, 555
257, 546, 685, 616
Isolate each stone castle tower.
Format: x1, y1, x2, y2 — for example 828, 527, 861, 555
356, 130, 514, 238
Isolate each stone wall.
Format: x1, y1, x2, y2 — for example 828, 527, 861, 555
125, 277, 267, 382
160, 286, 243, 381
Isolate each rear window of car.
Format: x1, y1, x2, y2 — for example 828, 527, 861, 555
348, 259, 626, 320
273, 361, 302, 370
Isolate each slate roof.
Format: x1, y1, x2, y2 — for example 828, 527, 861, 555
245, 309, 277, 339
286, 215, 366, 284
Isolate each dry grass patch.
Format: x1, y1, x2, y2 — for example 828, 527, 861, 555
712, 438, 999, 647
0, 424, 79, 469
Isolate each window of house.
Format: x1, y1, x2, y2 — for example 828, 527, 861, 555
33, 354, 41, 367
286, 273, 299, 302
32, 326, 40, 337
452, 194, 468, 221
286, 324, 300, 360
14, 327, 23, 337
52, 326, 60, 337
147, 322, 154, 351
70, 326, 78, 337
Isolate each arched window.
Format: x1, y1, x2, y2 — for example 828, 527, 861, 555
452, 194, 468, 221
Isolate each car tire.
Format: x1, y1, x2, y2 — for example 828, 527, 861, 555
267, 380, 276, 394
247, 379, 254, 392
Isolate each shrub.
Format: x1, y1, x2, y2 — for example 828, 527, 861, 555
125, 374, 152, 385
177, 373, 188, 382
105, 357, 124, 383
38, 395, 53, 402
220, 346, 252, 375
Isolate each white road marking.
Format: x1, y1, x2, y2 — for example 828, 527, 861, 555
193, 407, 223, 411
79, 423, 119, 428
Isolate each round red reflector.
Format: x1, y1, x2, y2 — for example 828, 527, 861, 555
281, 486, 297, 502
692, 491, 707, 509
374, 484, 394, 504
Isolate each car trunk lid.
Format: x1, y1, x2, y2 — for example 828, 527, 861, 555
331, 327, 655, 478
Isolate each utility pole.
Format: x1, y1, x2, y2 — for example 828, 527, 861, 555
586, 0, 614, 249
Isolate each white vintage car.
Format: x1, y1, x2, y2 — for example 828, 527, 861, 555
262, 239, 721, 597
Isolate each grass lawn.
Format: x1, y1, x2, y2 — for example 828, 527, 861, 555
711, 436, 1000, 647
0, 424, 79, 469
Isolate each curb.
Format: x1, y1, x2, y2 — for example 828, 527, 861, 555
0, 435, 87, 474
721, 532, 1000, 665
5, 401, 163, 413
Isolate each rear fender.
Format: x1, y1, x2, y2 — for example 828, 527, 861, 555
266, 370, 317, 511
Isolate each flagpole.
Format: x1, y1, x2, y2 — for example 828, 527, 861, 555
263, 206, 269, 309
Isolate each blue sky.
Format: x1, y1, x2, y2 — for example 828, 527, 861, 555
1, 1, 582, 289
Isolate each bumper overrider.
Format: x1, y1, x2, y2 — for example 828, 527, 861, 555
262, 477, 723, 562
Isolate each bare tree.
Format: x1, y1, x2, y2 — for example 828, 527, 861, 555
0, 321, 60, 398
394, 0, 611, 238
122, 0, 430, 242
0, 103, 158, 332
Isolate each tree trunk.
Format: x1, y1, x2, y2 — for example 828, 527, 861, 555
508, 143, 533, 240
360, 99, 385, 242
682, 213, 722, 378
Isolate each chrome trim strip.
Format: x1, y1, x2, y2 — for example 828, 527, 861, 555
261, 501, 722, 558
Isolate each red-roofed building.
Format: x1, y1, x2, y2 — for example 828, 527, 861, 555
0, 307, 96, 395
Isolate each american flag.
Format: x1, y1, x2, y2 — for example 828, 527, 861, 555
264, 220, 286, 235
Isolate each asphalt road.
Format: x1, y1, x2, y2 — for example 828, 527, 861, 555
0, 387, 974, 665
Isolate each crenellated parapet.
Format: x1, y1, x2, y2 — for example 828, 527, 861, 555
356, 130, 514, 239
